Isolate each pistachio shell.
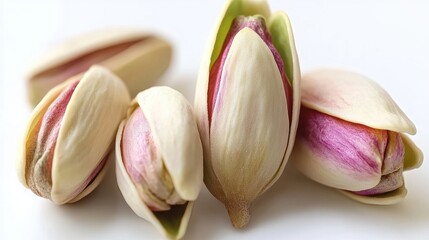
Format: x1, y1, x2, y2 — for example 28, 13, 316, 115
18, 65, 130, 204
195, 0, 269, 204
262, 10, 301, 193
116, 87, 203, 239
116, 124, 193, 239
195, 0, 272, 172
116, 143, 193, 240
339, 185, 407, 205
210, 28, 289, 224
69, 152, 113, 203
135, 87, 203, 200
17, 76, 70, 188
292, 68, 424, 205
194, 0, 300, 228
402, 133, 424, 170
27, 28, 172, 105
301, 68, 416, 134
292, 123, 414, 204
209, 0, 271, 67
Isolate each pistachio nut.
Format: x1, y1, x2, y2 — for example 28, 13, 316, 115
194, 0, 300, 228
116, 87, 203, 240
17, 66, 130, 204
291, 68, 423, 205
26, 28, 172, 106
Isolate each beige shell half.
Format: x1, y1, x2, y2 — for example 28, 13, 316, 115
340, 185, 408, 205
116, 87, 203, 239
27, 28, 172, 106
301, 68, 416, 134
18, 65, 131, 204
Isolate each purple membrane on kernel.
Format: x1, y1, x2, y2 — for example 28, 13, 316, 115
121, 107, 181, 211
208, 16, 293, 127
298, 107, 385, 178
298, 107, 406, 195
353, 169, 403, 195
26, 80, 79, 199
354, 131, 405, 196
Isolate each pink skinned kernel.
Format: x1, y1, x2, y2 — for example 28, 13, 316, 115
297, 107, 386, 180
121, 107, 160, 184
121, 107, 175, 211
27, 80, 79, 198
298, 107, 406, 195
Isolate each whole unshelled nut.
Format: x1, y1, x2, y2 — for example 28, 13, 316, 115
26, 28, 171, 106
291, 68, 423, 205
194, 0, 300, 228
17, 66, 130, 204
116, 87, 203, 240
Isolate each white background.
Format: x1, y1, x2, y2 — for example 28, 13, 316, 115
1, 0, 428, 239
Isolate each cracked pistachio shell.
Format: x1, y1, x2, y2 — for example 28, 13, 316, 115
292, 68, 423, 205
17, 65, 131, 204
116, 87, 203, 240
26, 28, 172, 106
194, 0, 300, 228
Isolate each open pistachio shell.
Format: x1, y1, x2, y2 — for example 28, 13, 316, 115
194, 0, 300, 228
116, 87, 203, 240
209, 28, 289, 226
18, 65, 130, 204
26, 28, 172, 106
293, 68, 423, 204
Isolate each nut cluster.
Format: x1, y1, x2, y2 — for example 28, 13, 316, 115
17, 0, 423, 239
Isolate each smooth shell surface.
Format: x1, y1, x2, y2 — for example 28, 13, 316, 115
301, 68, 416, 134
209, 28, 288, 205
